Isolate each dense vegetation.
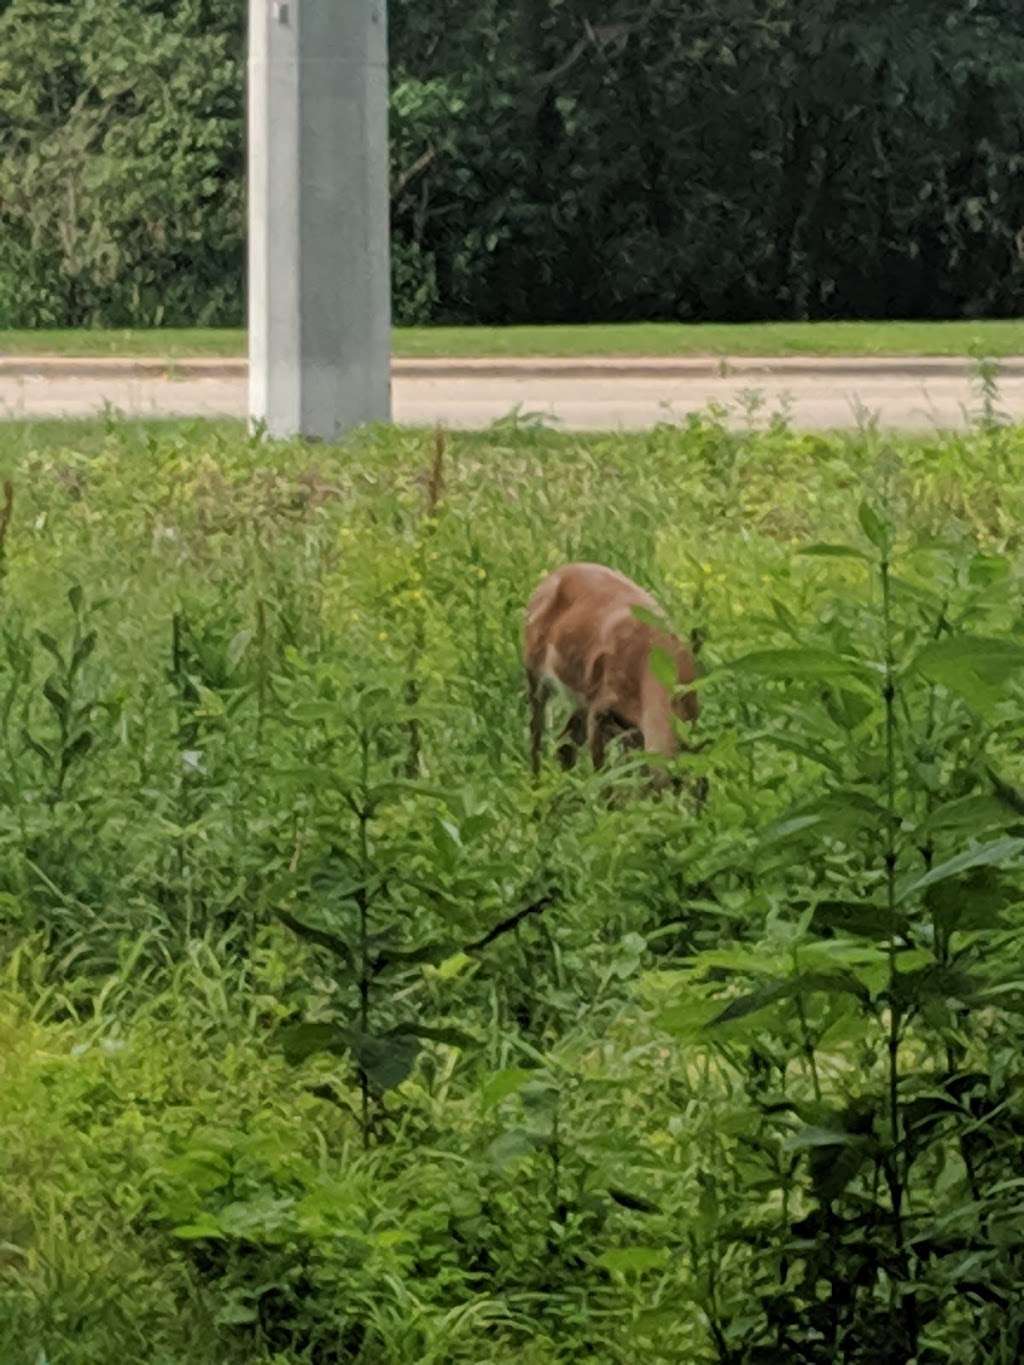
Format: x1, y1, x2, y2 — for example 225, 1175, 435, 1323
1, 0, 1023, 328
3, 384, 1024, 1361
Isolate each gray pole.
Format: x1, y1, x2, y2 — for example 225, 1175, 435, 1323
248, 0, 391, 440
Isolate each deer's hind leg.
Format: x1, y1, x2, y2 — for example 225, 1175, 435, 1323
527, 669, 549, 777
586, 707, 611, 771
556, 707, 587, 769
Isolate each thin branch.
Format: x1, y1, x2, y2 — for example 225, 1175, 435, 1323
392, 146, 438, 202
465, 892, 558, 953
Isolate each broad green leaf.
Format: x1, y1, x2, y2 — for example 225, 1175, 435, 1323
22, 731, 52, 764
895, 837, 1024, 905
922, 794, 1015, 835
968, 553, 1009, 587
163, 1146, 231, 1186
520, 1080, 560, 1114
654, 997, 723, 1040
480, 1068, 533, 1111
42, 677, 68, 721
351, 1032, 421, 1091
757, 814, 822, 847
278, 1021, 349, 1065
272, 764, 338, 791
974, 981, 1024, 1014
709, 978, 801, 1025
811, 900, 907, 940
263, 870, 301, 904
819, 684, 877, 735
922, 633, 1024, 679
370, 779, 451, 803
216, 1195, 293, 1238
70, 630, 97, 676
276, 911, 354, 969
648, 645, 677, 693
691, 948, 780, 973
724, 647, 869, 683
925, 870, 1015, 934
215, 1301, 260, 1326
798, 970, 871, 1004
988, 767, 1024, 816
891, 963, 978, 1009
911, 636, 1024, 716
693, 950, 780, 971
596, 1247, 668, 1275
817, 788, 890, 822
710, 971, 868, 1026
386, 1021, 477, 1049
796, 940, 891, 970
607, 1187, 660, 1214
64, 730, 94, 764
810, 1139, 870, 1202
889, 575, 943, 613
36, 631, 64, 668
372, 940, 456, 976
289, 702, 341, 723
770, 596, 801, 638
858, 500, 889, 550
432, 951, 474, 981
759, 791, 888, 849
751, 733, 843, 774
227, 628, 253, 669
171, 1215, 225, 1241
799, 543, 871, 562
487, 1126, 545, 1167
783, 1125, 857, 1152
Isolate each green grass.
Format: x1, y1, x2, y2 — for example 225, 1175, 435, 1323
0, 414, 242, 455
3, 412, 1024, 1361
0, 327, 247, 358
1, 318, 1022, 360
395, 319, 1024, 359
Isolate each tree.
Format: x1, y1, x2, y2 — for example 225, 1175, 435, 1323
0, 0, 243, 326
1, 0, 1023, 326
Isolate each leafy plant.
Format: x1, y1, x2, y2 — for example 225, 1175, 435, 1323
24, 583, 102, 802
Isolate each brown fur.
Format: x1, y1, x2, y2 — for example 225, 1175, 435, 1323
523, 562, 699, 780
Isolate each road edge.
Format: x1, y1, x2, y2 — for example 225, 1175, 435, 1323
2, 355, 1023, 381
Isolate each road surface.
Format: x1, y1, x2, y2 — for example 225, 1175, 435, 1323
0, 357, 1021, 432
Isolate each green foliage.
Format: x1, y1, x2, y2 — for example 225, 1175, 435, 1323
4, 398, 1024, 1359
0, 0, 243, 327
391, 0, 1024, 324
3, 1, 1024, 324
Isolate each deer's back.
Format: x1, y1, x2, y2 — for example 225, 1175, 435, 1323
524, 563, 696, 722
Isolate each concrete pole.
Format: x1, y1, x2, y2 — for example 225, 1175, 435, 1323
248, 0, 391, 440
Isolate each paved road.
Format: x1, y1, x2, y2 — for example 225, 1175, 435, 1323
1, 357, 1022, 432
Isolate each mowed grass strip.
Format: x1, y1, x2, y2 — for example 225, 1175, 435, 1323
0, 318, 1021, 360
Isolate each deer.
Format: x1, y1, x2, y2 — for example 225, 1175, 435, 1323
523, 561, 701, 788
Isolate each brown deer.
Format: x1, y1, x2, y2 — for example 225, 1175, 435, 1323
523, 562, 700, 783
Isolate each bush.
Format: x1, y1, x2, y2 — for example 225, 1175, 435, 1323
0, 0, 244, 328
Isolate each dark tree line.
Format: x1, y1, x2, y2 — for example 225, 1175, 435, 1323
1, 0, 1022, 327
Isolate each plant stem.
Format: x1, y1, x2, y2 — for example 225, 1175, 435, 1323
795, 989, 822, 1102
880, 553, 899, 1152
405, 428, 445, 777
880, 545, 916, 1352
0, 480, 13, 594
548, 1093, 562, 1256
255, 595, 268, 744
357, 723, 372, 1149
